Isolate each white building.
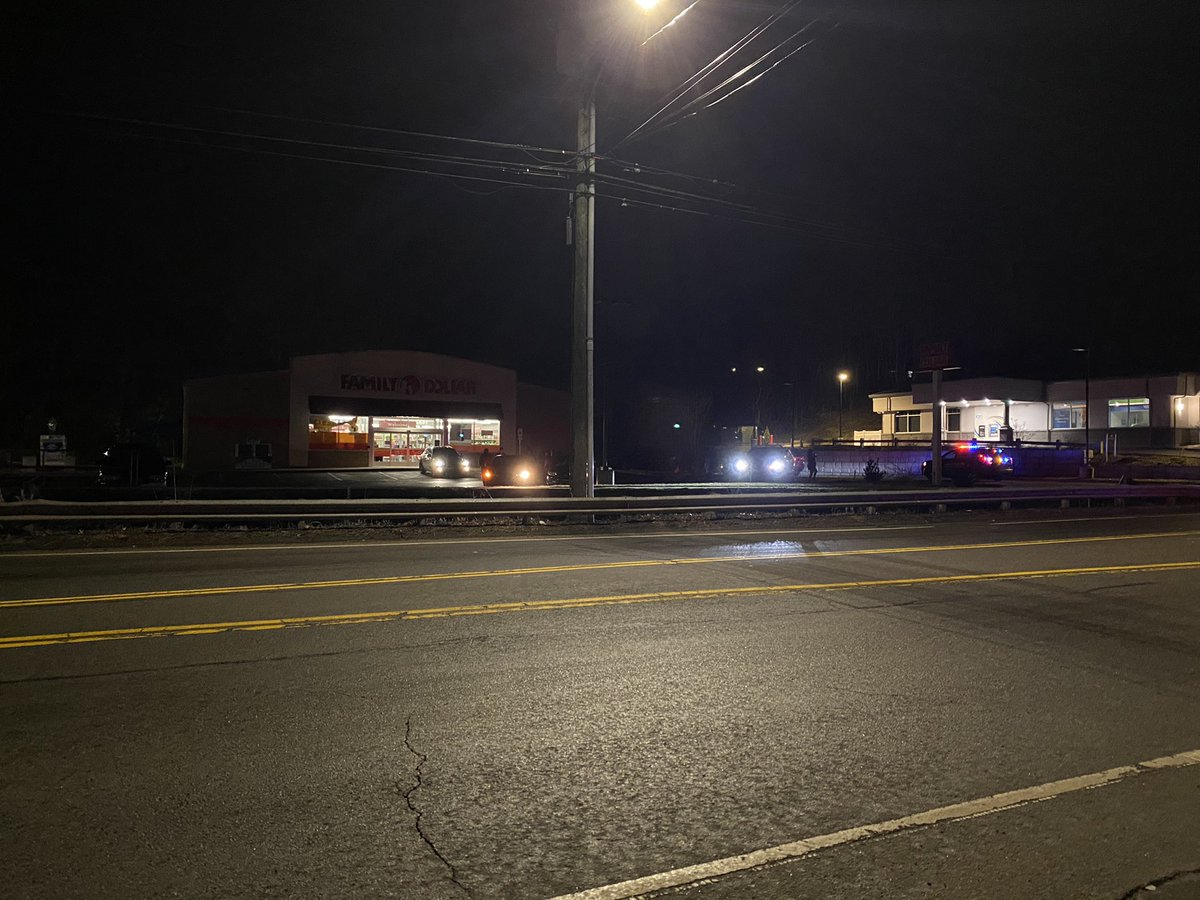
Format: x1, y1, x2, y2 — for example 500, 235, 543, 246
859, 373, 1200, 450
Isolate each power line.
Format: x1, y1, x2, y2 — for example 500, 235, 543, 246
127, 133, 577, 196
610, 0, 803, 152
598, 156, 937, 247
633, 19, 822, 144
69, 112, 575, 179
699, 27, 832, 113
600, 154, 740, 190
78, 111, 938, 254
206, 106, 575, 161
594, 170, 840, 231
606, 194, 902, 251
641, 0, 703, 47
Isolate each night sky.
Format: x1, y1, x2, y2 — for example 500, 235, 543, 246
9, 0, 1198, 451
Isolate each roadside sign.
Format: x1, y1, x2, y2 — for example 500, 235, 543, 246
916, 342, 953, 372
39, 434, 68, 467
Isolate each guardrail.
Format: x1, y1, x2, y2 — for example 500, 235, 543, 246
1, 483, 1196, 529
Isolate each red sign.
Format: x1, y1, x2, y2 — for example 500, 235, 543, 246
916, 342, 953, 372
339, 374, 477, 396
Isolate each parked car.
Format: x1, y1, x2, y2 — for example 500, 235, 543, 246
480, 453, 546, 487
922, 444, 1014, 486
747, 445, 799, 481
418, 446, 471, 478
705, 445, 797, 481
97, 443, 169, 485
703, 446, 751, 480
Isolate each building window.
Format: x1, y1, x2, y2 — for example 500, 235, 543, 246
894, 410, 922, 434
1051, 402, 1087, 430
308, 415, 369, 451
945, 408, 961, 432
1108, 397, 1150, 428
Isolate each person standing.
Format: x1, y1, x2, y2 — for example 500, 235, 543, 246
806, 446, 817, 481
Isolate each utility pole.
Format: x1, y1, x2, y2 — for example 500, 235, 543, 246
837, 371, 849, 441
931, 367, 943, 486
570, 97, 597, 498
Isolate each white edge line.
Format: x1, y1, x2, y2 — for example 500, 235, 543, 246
546, 749, 1200, 900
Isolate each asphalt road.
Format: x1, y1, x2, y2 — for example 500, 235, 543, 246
2, 510, 1199, 899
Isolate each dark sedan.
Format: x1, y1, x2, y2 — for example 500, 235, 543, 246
480, 454, 546, 487
418, 446, 471, 478
746, 445, 798, 481
98, 443, 169, 485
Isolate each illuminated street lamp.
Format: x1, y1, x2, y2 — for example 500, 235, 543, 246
837, 371, 850, 440
567, 0, 682, 498
754, 366, 766, 444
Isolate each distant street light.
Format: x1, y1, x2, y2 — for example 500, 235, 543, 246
754, 366, 766, 445
837, 371, 850, 440
784, 381, 798, 447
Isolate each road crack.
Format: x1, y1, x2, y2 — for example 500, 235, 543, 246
400, 716, 470, 897
1116, 867, 1200, 899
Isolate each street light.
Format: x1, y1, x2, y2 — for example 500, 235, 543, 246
567, 0, 682, 498
753, 366, 766, 445
1072, 347, 1090, 465
837, 371, 849, 441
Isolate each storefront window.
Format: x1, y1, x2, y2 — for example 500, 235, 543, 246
369, 417, 442, 465
449, 418, 500, 446
945, 408, 962, 432
308, 415, 369, 451
1108, 398, 1149, 428
1052, 402, 1087, 430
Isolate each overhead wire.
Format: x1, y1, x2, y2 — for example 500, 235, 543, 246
641, 0, 703, 47
205, 105, 575, 161
125, 133, 577, 196
598, 156, 924, 244
68, 112, 575, 180
699, 27, 831, 111
72, 108, 934, 253
598, 180, 920, 251
631, 19, 822, 144
606, 195, 896, 251
594, 170, 834, 229
610, 0, 803, 152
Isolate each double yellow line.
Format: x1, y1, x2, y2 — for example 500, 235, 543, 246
2, 560, 1197, 651
3, 529, 1197, 611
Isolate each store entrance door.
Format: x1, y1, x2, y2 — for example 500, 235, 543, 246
370, 418, 445, 468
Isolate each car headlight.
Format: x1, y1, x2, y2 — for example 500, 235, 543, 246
434, 461, 444, 471
733, 458, 749, 473
518, 469, 530, 480
460, 459, 469, 469
769, 459, 784, 473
